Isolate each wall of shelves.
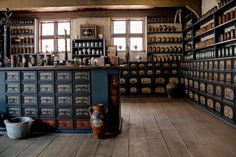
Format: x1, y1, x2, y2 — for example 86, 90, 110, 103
182, 0, 236, 126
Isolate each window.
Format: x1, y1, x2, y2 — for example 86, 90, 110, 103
39, 20, 70, 53
111, 18, 145, 52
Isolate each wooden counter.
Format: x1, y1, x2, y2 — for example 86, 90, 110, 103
0, 65, 122, 134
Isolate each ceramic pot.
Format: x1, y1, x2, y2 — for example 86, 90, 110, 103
4, 117, 34, 140
166, 82, 178, 99
89, 104, 108, 139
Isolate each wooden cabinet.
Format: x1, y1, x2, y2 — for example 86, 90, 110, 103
0, 67, 121, 133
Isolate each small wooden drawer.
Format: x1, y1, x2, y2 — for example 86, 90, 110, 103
56, 71, 72, 82
213, 72, 219, 82
39, 84, 54, 94
130, 70, 137, 75
58, 120, 73, 129
39, 71, 54, 81
194, 80, 199, 89
206, 83, 214, 95
6, 71, 20, 82
6, 83, 20, 93
225, 59, 232, 70
206, 97, 214, 110
138, 63, 145, 68
122, 70, 128, 76
188, 90, 193, 99
129, 87, 138, 94
74, 71, 90, 81
155, 77, 166, 84
74, 96, 90, 105
208, 61, 213, 69
203, 61, 208, 69
223, 102, 234, 122
22, 71, 37, 81
213, 60, 218, 69
6, 95, 20, 105
141, 87, 152, 94
41, 119, 56, 128
169, 77, 179, 84
40, 107, 55, 118
219, 60, 224, 70
199, 82, 206, 92
208, 72, 213, 81
23, 107, 38, 117
225, 72, 232, 84
199, 95, 206, 106
139, 70, 145, 75
194, 93, 199, 103
219, 72, 224, 82
75, 108, 90, 118
57, 108, 72, 118
129, 78, 138, 84
7, 107, 21, 117
23, 95, 37, 105
56, 84, 72, 94
130, 63, 137, 68
22, 83, 37, 93
215, 84, 223, 98
75, 120, 91, 130
57, 96, 72, 106
188, 79, 193, 88
146, 70, 153, 76
74, 84, 90, 93
223, 86, 235, 102
141, 78, 152, 85
214, 98, 222, 115
39, 96, 54, 105
155, 87, 165, 94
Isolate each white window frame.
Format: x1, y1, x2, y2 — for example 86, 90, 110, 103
39, 19, 71, 53
111, 18, 146, 52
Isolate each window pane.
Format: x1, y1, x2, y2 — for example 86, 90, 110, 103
113, 21, 126, 34
42, 23, 54, 36
58, 22, 70, 35
130, 37, 143, 51
114, 38, 126, 51
130, 21, 143, 33
58, 39, 71, 52
42, 39, 54, 52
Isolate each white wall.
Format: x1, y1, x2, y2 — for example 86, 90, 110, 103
71, 18, 147, 62
202, 0, 218, 15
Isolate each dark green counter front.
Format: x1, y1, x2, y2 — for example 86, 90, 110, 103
0, 66, 121, 134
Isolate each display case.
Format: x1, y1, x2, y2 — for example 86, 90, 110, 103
72, 38, 105, 60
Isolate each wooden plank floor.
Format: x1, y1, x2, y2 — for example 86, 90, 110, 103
0, 97, 236, 157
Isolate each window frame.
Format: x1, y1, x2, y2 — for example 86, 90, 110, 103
111, 18, 146, 52
39, 19, 71, 53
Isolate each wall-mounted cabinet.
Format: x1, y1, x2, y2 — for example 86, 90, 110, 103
72, 38, 105, 60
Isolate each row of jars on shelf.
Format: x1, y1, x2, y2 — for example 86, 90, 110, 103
11, 46, 34, 54
11, 37, 34, 44
13, 20, 34, 25
195, 38, 214, 49
218, 28, 235, 42
195, 22, 214, 36
148, 36, 182, 43
218, 8, 236, 25
11, 28, 34, 35
150, 54, 182, 62
148, 46, 182, 53
148, 25, 177, 32
147, 17, 174, 23
195, 49, 215, 60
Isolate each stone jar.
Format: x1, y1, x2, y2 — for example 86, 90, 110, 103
89, 104, 108, 139
166, 81, 178, 99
